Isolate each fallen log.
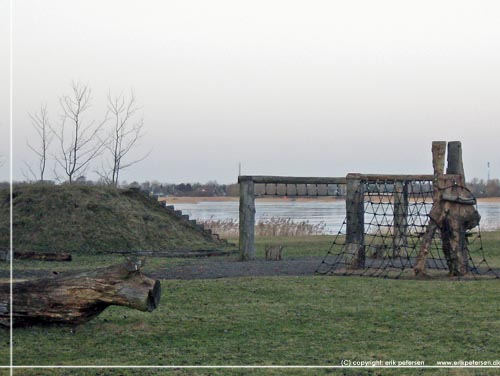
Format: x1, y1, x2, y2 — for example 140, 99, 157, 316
14, 251, 72, 261
109, 249, 235, 258
0, 260, 161, 327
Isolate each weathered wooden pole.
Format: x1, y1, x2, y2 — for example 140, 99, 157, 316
346, 173, 365, 268
432, 141, 447, 176
392, 180, 408, 257
446, 141, 465, 177
415, 141, 479, 277
444, 141, 470, 274
239, 176, 256, 261
414, 141, 446, 276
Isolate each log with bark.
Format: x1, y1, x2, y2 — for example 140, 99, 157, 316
14, 251, 72, 261
0, 260, 161, 327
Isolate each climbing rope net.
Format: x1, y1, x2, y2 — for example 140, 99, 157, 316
316, 179, 499, 279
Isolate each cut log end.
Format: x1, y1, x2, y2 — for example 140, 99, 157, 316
147, 280, 161, 312
0, 262, 162, 328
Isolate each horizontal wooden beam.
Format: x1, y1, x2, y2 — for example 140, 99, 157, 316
238, 176, 347, 185
238, 174, 436, 185
355, 174, 434, 182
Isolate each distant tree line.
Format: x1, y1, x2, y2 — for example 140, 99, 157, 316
467, 178, 500, 198
126, 180, 240, 197
20, 177, 240, 197
8, 178, 500, 198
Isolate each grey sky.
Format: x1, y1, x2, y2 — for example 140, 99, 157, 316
0, 0, 9, 180
5, 0, 500, 183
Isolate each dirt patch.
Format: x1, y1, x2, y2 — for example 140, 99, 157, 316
6, 256, 498, 281
150, 256, 323, 280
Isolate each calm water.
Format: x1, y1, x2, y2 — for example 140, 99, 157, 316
172, 199, 500, 234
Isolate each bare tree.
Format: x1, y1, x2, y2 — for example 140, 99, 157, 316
52, 82, 108, 183
25, 105, 52, 181
99, 90, 149, 187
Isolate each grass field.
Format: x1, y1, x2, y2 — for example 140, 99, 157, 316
1, 232, 499, 375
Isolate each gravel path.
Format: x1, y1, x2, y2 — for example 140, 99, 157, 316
149, 256, 324, 280
5, 256, 498, 281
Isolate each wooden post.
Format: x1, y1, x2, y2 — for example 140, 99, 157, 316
415, 141, 478, 277
392, 181, 408, 257
414, 141, 446, 276
346, 173, 365, 268
445, 141, 469, 274
446, 141, 464, 177
239, 176, 256, 261
432, 141, 447, 177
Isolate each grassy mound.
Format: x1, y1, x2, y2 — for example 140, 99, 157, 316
1, 184, 232, 254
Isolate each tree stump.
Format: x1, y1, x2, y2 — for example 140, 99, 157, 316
0, 261, 161, 327
414, 141, 480, 277
265, 245, 283, 261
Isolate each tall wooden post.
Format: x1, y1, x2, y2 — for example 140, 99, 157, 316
432, 141, 447, 176
414, 142, 446, 276
446, 141, 464, 177
346, 173, 365, 268
392, 181, 408, 257
415, 141, 478, 277
239, 176, 256, 261
445, 141, 469, 274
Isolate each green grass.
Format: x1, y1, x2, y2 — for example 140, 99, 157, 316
1, 234, 499, 375
1, 184, 231, 254
251, 235, 337, 258
2, 230, 497, 275
3, 253, 186, 275
239, 231, 500, 269
477, 231, 500, 267
7, 369, 500, 376
7, 276, 500, 369
0, 236, 334, 275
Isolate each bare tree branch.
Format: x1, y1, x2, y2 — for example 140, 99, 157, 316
21, 162, 38, 182
101, 90, 150, 187
26, 104, 52, 181
51, 81, 109, 183
52, 163, 62, 184
93, 161, 113, 186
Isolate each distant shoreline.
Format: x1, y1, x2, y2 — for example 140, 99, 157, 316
160, 196, 500, 204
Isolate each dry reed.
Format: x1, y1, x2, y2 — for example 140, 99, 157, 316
198, 216, 327, 237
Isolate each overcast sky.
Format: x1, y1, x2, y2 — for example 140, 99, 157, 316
0, 0, 9, 181
3, 1, 500, 183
